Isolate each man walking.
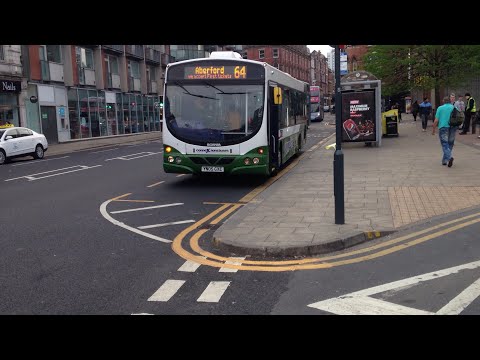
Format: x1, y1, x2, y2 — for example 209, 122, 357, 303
419, 97, 432, 132
460, 92, 476, 134
432, 96, 455, 167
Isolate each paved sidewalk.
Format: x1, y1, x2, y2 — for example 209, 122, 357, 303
213, 114, 480, 256
46, 132, 161, 156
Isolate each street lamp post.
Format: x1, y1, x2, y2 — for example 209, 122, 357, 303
334, 45, 345, 224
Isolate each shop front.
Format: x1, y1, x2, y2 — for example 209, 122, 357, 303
68, 88, 161, 140
0, 79, 21, 127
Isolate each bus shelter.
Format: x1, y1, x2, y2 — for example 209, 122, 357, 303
340, 71, 382, 147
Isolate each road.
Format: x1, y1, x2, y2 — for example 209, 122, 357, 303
3, 113, 479, 315
0, 116, 333, 314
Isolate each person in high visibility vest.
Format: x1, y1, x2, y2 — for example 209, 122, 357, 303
459, 92, 476, 135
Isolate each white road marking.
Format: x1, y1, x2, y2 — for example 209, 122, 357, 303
178, 259, 204, 272
110, 203, 183, 214
176, 174, 186, 177
197, 281, 230, 302
99, 199, 172, 243
310, 296, 433, 315
138, 219, 195, 229
131, 313, 154, 315
91, 148, 119, 154
5, 165, 102, 181
105, 151, 162, 161
11, 156, 70, 166
147, 181, 165, 188
437, 277, 480, 315
219, 257, 246, 273
308, 259, 480, 315
148, 280, 185, 302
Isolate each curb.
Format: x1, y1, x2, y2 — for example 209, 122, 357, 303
213, 230, 396, 258
47, 133, 161, 156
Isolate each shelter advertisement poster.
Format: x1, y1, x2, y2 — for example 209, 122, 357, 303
405, 97, 412, 114
341, 90, 376, 142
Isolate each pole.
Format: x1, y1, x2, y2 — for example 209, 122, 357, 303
334, 45, 345, 224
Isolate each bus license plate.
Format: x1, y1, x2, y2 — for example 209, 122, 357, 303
201, 166, 224, 173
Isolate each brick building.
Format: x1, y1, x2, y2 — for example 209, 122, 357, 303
244, 45, 310, 83
345, 45, 370, 72
310, 50, 330, 104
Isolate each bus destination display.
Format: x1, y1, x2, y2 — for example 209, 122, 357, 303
185, 65, 247, 80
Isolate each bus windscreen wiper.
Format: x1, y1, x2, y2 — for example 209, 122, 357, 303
174, 82, 217, 100
203, 81, 224, 94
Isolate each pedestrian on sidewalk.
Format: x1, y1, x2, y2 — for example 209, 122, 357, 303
420, 97, 432, 132
454, 95, 465, 130
460, 92, 476, 135
432, 96, 455, 167
412, 100, 419, 121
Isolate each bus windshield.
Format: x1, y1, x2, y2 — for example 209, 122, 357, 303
165, 82, 264, 146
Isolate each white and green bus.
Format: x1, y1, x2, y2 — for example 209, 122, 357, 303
162, 51, 309, 176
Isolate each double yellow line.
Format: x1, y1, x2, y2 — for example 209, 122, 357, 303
172, 206, 480, 272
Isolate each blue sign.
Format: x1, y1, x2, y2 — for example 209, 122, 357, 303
340, 51, 348, 75
59, 107, 65, 117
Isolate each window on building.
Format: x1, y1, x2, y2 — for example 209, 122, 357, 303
259, 49, 265, 59
128, 60, 140, 79
148, 66, 156, 81
0, 45, 4, 61
105, 55, 119, 74
76, 47, 94, 69
273, 48, 279, 58
46, 45, 62, 63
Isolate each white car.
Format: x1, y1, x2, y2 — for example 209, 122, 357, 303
0, 126, 48, 165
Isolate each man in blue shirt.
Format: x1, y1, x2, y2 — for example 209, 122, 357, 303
432, 96, 455, 167
419, 97, 432, 132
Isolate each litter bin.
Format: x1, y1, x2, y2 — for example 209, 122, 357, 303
381, 109, 399, 137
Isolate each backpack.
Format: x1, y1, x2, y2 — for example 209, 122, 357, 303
449, 107, 464, 127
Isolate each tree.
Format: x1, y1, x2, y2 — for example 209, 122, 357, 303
363, 45, 480, 106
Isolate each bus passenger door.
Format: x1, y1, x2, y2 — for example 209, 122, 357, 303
268, 85, 281, 173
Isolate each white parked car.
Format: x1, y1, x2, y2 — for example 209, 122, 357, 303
0, 125, 48, 165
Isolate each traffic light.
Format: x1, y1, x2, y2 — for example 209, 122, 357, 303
159, 102, 163, 108
106, 104, 112, 110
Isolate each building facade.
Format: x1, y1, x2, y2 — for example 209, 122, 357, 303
327, 49, 335, 72
244, 45, 310, 83
21, 45, 172, 144
310, 50, 329, 104
170, 45, 209, 62
0, 45, 25, 128
345, 45, 370, 73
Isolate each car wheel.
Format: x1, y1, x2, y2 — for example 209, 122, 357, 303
34, 145, 44, 159
0, 150, 6, 165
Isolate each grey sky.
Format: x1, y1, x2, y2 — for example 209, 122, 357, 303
307, 45, 333, 56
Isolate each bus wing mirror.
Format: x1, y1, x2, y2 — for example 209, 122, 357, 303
273, 87, 282, 105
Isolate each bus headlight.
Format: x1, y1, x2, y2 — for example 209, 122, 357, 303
167, 156, 174, 163
165, 146, 172, 153
175, 157, 182, 164
258, 148, 264, 154
253, 157, 260, 164
244, 157, 251, 165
